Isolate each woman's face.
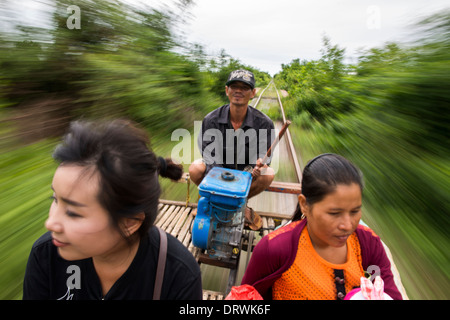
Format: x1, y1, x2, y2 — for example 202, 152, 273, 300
300, 183, 362, 248
45, 164, 126, 261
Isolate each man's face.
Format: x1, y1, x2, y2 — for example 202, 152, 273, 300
225, 81, 256, 107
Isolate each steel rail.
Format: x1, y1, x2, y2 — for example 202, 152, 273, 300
254, 80, 303, 185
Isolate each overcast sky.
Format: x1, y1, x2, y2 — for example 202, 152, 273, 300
181, 0, 449, 75
9, 0, 450, 75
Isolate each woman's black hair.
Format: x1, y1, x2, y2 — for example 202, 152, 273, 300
52, 119, 183, 239
292, 153, 363, 221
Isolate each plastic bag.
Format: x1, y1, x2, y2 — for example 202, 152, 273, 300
225, 284, 263, 300
345, 276, 393, 300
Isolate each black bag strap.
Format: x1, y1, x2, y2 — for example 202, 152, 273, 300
153, 226, 167, 300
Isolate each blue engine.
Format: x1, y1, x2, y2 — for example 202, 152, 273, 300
192, 167, 252, 260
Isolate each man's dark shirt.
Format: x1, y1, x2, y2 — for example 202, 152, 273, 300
23, 227, 202, 300
199, 104, 275, 173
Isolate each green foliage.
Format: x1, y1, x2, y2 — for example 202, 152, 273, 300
0, 0, 272, 141
0, 0, 228, 141
275, 36, 354, 125
0, 141, 56, 299
275, 12, 450, 299
0, 0, 275, 300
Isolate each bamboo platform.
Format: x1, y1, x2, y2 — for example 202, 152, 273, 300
156, 199, 287, 255
156, 198, 286, 300
155, 199, 201, 261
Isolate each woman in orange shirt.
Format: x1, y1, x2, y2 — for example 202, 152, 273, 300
241, 153, 402, 300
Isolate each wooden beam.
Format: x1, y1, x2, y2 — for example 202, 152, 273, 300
265, 181, 301, 194
177, 173, 301, 194
198, 253, 238, 269
256, 210, 293, 220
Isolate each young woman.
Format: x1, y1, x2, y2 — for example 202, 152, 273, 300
23, 119, 202, 300
241, 153, 402, 300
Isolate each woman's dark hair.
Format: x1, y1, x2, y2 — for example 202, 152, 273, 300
292, 153, 363, 221
52, 119, 183, 239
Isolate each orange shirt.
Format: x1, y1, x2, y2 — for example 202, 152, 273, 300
272, 227, 364, 300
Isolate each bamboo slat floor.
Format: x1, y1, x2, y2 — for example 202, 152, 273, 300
156, 199, 282, 300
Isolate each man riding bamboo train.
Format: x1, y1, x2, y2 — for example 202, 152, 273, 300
189, 69, 275, 230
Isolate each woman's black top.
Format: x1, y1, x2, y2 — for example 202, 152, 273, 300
23, 227, 202, 300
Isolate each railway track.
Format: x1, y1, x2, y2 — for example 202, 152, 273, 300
248, 80, 301, 223
159, 81, 303, 297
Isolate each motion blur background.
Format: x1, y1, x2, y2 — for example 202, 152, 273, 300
0, 0, 448, 299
